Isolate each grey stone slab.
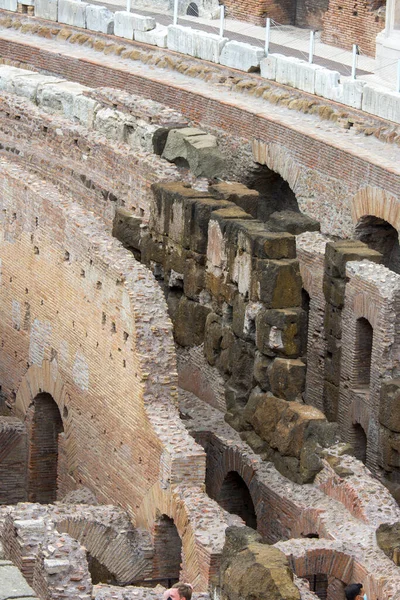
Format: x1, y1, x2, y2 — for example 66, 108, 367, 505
0, 565, 37, 600
86, 4, 114, 34
58, 0, 87, 27
34, 0, 58, 20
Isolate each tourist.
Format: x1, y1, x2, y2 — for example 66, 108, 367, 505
344, 583, 364, 600
163, 582, 193, 600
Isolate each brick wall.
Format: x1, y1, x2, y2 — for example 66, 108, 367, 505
221, 0, 295, 25
0, 417, 27, 504
321, 0, 385, 56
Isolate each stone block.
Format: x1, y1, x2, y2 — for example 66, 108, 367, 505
251, 394, 326, 458
134, 24, 168, 47
324, 304, 342, 339
36, 81, 91, 119
114, 11, 136, 40
323, 275, 346, 308
377, 522, 400, 565
342, 78, 366, 110
86, 4, 114, 34
173, 296, 210, 346
225, 338, 255, 392
73, 94, 100, 128
219, 40, 264, 72
255, 307, 307, 358
361, 84, 400, 124
58, 0, 87, 27
294, 62, 324, 94
130, 12, 155, 32
0, 0, 17, 10
112, 207, 142, 252
253, 351, 272, 391
162, 127, 225, 178
325, 240, 382, 278
275, 55, 303, 87
183, 251, 206, 300
232, 295, 261, 342
324, 334, 341, 386
0, 66, 27, 92
210, 182, 259, 218
167, 24, 195, 55
260, 53, 284, 80
11, 73, 62, 102
93, 107, 127, 141
34, 0, 58, 20
193, 29, 227, 63
299, 438, 323, 482
269, 357, 306, 402
150, 181, 212, 240
314, 67, 340, 99
380, 379, 400, 432
204, 312, 222, 366
251, 258, 302, 308
267, 210, 320, 235
380, 425, 400, 470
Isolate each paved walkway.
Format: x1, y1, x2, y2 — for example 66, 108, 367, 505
91, 0, 386, 82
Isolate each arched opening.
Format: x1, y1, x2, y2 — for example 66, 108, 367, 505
354, 317, 373, 389
355, 216, 400, 274
186, 2, 199, 16
87, 553, 117, 585
216, 471, 257, 529
152, 514, 181, 585
246, 164, 299, 222
245, 164, 319, 234
352, 423, 367, 464
27, 392, 63, 503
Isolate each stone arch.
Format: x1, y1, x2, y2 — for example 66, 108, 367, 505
186, 2, 199, 16
135, 482, 237, 591
15, 360, 67, 422
351, 186, 400, 231
55, 513, 152, 585
252, 140, 303, 197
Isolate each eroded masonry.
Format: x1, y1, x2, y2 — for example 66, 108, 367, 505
1, 8, 400, 600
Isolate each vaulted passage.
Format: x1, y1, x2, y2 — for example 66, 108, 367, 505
27, 393, 63, 503
152, 515, 181, 585
216, 471, 257, 529
355, 216, 400, 274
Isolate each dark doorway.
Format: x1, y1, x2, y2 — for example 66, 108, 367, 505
152, 515, 181, 583
216, 471, 257, 529
354, 317, 373, 389
245, 164, 299, 221
352, 423, 367, 464
355, 216, 400, 274
27, 393, 63, 503
186, 2, 199, 16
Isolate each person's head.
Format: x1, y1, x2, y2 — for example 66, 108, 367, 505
344, 583, 363, 600
165, 583, 193, 600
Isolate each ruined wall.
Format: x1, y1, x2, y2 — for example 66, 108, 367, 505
0, 156, 204, 517
0, 417, 27, 504
321, 0, 385, 56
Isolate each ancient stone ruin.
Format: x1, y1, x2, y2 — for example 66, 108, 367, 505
0, 6, 400, 600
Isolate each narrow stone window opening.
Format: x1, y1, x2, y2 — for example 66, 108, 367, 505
354, 317, 373, 389
352, 422, 367, 464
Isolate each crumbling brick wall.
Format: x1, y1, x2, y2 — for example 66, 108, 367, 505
0, 417, 27, 504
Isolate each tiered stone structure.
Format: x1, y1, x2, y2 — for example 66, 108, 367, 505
0, 10, 400, 600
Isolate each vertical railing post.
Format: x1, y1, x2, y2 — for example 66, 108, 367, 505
173, 0, 178, 25
265, 17, 271, 56
219, 4, 225, 38
308, 30, 315, 64
351, 44, 358, 80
